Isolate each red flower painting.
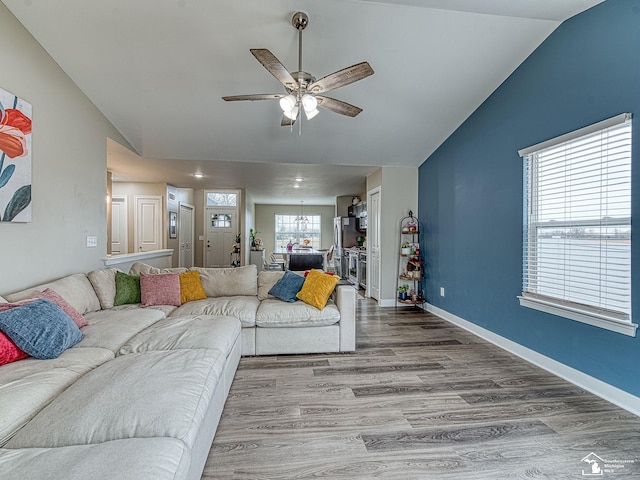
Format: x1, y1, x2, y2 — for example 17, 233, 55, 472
0, 89, 32, 222
0, 108, 32, 158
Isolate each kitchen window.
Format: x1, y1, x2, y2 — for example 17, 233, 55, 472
275, 214, 321, 249
518, 113, 635, 336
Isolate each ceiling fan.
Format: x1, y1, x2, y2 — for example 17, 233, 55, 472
222, 11, 374, 126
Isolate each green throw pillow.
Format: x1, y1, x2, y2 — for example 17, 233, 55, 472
114, 272, 141, 306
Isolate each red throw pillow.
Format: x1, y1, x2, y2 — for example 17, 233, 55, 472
0, 331, 28, 366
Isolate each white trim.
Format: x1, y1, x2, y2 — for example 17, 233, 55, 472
518, 295, 636, 337
518, 112, 631, 157
425, 303, 640, 417
102, 249, 174, 266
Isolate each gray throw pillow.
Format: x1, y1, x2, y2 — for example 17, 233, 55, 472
0, 299, 84, 359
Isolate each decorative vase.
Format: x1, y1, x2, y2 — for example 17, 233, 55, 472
398, 292, 408, 300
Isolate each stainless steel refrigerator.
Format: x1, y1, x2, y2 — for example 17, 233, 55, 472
333, 217, 359, 278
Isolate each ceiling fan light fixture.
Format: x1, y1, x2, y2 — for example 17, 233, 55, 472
279, 94, 297, 112
283, 105, 299, 120
304, 107, 319, 120
301, 93, 317, 111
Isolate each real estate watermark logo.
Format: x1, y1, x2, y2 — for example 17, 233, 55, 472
581, 452, 637, 476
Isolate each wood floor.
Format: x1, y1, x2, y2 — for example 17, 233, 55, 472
202, 298, 640, 479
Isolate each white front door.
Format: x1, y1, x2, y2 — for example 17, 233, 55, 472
179, 203, 194, 268
368, 187, 381, 301
205, 207, 236, 267
111, 196, 128, 254
134, 195, 163, 252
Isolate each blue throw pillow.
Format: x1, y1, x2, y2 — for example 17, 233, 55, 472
0, 299, 84, 359
268, 270, 306, 302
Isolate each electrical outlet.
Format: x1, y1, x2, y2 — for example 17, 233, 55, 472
86, 235, 97, 248
440, 287, 445, 297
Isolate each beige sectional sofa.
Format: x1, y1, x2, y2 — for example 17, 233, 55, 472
0, 263, 356, 480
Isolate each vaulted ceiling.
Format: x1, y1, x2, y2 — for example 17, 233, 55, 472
2, 0, 604, 203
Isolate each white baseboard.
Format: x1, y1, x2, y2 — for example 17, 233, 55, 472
425, 303, 640, 417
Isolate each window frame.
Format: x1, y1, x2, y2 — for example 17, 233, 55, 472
274, 213, 322, 249
517, 113, 636, 337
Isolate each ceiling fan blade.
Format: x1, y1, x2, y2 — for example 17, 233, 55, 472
316, 96, 363, 117
308, 62, 374, 94
222, 93, 285, 102
250, 49, 297, 91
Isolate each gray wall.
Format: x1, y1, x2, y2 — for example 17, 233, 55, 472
0, 3, 131, 294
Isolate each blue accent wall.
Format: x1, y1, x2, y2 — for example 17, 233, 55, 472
419, 0, 640, 397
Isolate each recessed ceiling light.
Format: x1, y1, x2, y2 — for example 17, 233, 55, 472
193, 173, 204, 178
294, 184, 301, 188
295, 177, 303, 182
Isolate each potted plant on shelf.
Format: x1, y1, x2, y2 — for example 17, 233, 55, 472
397, 284, 409, 300
249, 228, 260, 250
401, 241, 410, 255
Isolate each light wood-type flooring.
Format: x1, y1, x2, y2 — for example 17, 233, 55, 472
202, 298, 640, 479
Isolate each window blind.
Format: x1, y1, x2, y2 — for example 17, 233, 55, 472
520, 114, 632, 322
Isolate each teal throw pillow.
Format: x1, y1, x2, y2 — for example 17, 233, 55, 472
268, 270, 306, 302
114, 271, 141, 306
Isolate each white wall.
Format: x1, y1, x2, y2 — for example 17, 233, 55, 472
0, 3, 131, 294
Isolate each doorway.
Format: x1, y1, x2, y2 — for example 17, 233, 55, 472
367, 187, 381, 301
179, 203, 195, 268
205, 207, 237, 267
110, 195, 128, 254
134, 195, 163, 252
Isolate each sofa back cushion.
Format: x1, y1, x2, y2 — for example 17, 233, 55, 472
4, 274, 101, 314
257, 271, 285, 300
129, 262, 188, 275
190, 265, 257, 297
87, 268, 121, 310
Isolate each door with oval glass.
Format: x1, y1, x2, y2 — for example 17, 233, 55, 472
205, 207, 236, 267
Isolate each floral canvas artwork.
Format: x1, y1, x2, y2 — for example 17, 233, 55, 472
0, 87, 32, 223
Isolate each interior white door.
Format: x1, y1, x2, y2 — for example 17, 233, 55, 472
368, 187, 381, 301
179, 203, 194, 268
110, 196, 128, 254
205, 207, 236, 267
134, 195, 163, 252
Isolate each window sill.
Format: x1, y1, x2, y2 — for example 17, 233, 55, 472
518, 295, 637, 337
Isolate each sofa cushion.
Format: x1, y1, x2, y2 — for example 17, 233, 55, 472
119, 315, 240, 358
7, 349, 226, 450
0, 332, 28, 366
4, 274, 101, 315
168, 296, 259, 328
257, 270, 284, 300
0, 300, 83, 360
0, 437, 190, 480
190, 265, 257, 297
179, 270, 207, 304
0, 347, 113, 447
129, 261, 188, 275
34, 288, 88, 328
256, 298, 341, 327
113, 272, 140, 306
0, 295, 6, 303
296, 269, 340, 310
78, 307, 167, 353
267, 270, 305, 302
140, 272, 181, 307
87, 268, 121, 310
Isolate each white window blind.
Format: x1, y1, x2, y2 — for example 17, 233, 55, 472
518, 113, 634, 335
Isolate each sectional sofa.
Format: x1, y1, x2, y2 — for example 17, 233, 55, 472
0, 263, 356, 479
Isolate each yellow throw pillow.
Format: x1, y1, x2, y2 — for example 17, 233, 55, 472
296, 269, 339, 310
179, 271, 207, 304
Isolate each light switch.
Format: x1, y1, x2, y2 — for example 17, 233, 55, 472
86, 235, 97, 247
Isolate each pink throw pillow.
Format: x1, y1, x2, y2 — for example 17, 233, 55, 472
35, 288, 88, 328
0, 331, 29, 366
140, 273, 182, 307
